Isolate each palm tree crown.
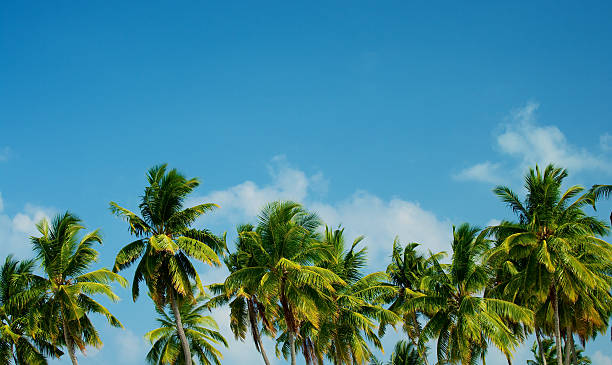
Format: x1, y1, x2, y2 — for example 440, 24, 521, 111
30, 212, 127, 365
0, 255, 62, 364
111, 164, 225, 365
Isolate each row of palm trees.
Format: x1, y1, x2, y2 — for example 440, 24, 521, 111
0, 163, 610, 364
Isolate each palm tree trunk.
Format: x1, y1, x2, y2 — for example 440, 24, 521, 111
280, 279, 297, 365
536, 329, 547, 365
289, 331, 297, 365
564, 332, 571, 365
61, 311, 78, 365
506, 353, 512, 365
169, 291, 192, 365
551, 284, 564, 365
247, 300, 271, 365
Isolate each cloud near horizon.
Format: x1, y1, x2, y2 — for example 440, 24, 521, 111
454, 102, 612, 184
189, 157, 452, 269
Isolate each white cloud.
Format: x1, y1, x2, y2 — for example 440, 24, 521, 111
0, 146, 10, 162
113, 329, 147, 364
456, 102, 611, 183
453, 162, 503, 184
190, 156, 319, 224
192, 157, 452, 267
486, 218, 501, 227
311, 192, 451, 264
593, 351, 612, 365
0, 193, 54, 259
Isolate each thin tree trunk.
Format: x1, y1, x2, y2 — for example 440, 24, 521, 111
169, 291, 192, 365
280, 279, 297, 365
254, 323, 271, 365
536, 328, 548, 365
61, 311, 78, 365
248, 300, 271, 365
551, 284, 564, 365
570, 335, 577, 365
506, 353, 512, 365
422, 349, 430, 365
564, 332, 571, 365
289, 331, 297, 365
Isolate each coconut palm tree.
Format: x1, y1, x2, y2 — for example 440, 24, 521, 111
0, 255, 62, 364
411, 224, 533, 364
528, 338, 557, 365
207, 224, 276, 365
111, 164, 225, 365
224, 201, 344, 365
487, 165, 611, 365
383, 238, 445, 361
294, 226, 399, 365
145, 290, 227, 365
29, 212, 127, 365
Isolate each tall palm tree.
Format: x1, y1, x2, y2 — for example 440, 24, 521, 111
488, 165, 611, 365
411, 224, 533, 364
0, 255, 62, 364
111, 164, 225, 365
30, 212, 127, 365
224, 201, 344, 365
383, 238, 444, 361
145, 291, 228, 365
313, 226, 399, 365
207, 224, 276, 365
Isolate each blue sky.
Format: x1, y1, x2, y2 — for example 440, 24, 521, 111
1, 1, 612, 364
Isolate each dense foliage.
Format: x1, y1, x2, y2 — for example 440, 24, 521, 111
0, 164, 609, 364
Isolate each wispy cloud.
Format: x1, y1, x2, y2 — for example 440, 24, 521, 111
593, 351, 612, 365
113, 329, 148, 364
455, 102, 612, 183
453, 161, 503, 184
0, 146, 10, 162
0, 192, 55, 259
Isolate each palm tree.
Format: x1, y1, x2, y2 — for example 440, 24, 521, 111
488, 165, 611, 365
0, 255, 62, 364
411, 224, 533, 364
224, 201, 344, 365
145, 290, 227, 365
296, 226, 399, 365
111, 164, 225, 365
29, 212, 127, 365
207, 224, 276, 365
383, 238, 444, 361
528, 338, 557, 365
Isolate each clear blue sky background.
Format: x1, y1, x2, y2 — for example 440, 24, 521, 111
1, 1, 612, 364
